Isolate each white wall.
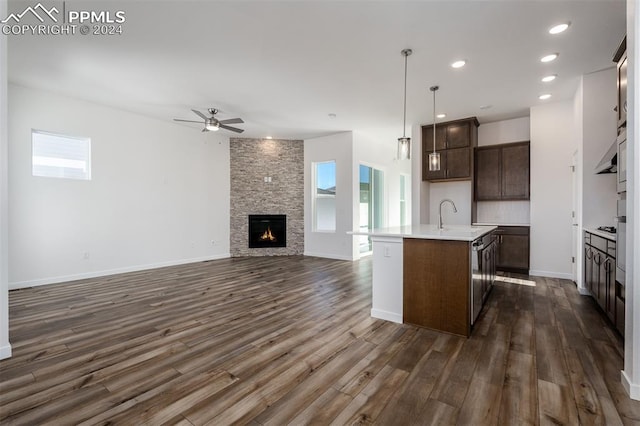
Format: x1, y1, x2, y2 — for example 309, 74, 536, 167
304, 132, 357, 260
428, 181, 472, 226
353, 128, 412, 229
8, 85, 230, 288
478, 116, 530, 147
623, 0, 640, 401
0, 0, 12, 360
530, 100, 576, 279
581, 68, 618, 228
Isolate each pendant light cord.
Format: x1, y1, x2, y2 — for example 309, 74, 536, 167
432, 86, 438, 154
402, 52, 408, 138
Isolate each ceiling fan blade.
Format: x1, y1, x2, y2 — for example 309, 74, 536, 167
191, 109, 209, 120
219, 124, 244, 133
218, 118, 244, 125
174, 119, 202, 123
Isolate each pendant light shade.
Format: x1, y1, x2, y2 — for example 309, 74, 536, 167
428, 85, 441, 171
397, 49, 412, 160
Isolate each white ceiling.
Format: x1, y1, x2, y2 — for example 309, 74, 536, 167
7, 0, 626, 140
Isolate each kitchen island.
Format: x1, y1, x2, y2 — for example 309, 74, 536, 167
352, 224, 496, 336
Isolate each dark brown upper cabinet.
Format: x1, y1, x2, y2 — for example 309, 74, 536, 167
614, 36, 627, 129
474, 141, 530, 201
422, 117, 479, 182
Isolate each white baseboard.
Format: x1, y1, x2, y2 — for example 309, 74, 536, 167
8, 253, 231, 290
578, 287, 591, 296
622, 370, 640, 401
529, 270, 574, 280
304, 251, 356, 261
0, 343, 11, 360
371, 308, 402, 324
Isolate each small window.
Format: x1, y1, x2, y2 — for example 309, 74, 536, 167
32, 130, 91, 180
313, 161, 336, 232
400, 174, 408, 226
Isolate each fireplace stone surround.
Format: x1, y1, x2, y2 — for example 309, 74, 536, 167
230, 138, 303, 256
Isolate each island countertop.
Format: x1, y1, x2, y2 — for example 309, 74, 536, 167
350, 224, 497, 241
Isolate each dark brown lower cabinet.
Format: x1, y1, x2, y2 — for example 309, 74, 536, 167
584, 231, 622, 334
495, 226, 529, 274
403, 238, 470, 337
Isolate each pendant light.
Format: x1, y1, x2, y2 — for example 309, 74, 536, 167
397, 49, 412, 160
428, 85, 441, 171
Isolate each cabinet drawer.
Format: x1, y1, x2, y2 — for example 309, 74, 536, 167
607, 241, 616, 258
495, 226, 529, 236
589, 234, 607, 253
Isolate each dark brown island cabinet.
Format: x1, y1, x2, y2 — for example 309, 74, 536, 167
422, 117, 479, 182
494, 226, 530, 274
584, 231, 623, 334
474, 141, 530, 201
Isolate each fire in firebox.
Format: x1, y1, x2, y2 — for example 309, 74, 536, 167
260, 227, 277, 242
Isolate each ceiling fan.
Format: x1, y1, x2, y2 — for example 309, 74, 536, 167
173, 108, 245, 133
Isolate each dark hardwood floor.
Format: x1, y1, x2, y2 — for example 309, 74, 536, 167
1, 256, 639, 425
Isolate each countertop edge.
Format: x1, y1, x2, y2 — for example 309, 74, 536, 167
349, 225, 497, 242
584, 227, 616, 241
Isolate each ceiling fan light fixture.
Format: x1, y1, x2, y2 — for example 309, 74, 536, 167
397, 48, 412, 160
205, 119, 220, 131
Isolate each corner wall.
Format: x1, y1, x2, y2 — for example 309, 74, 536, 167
0, 0, 12, 360
229, 138, 304, 256
530, 100, 576, 279
8, 85, 231, 288
304, 132, 356, 260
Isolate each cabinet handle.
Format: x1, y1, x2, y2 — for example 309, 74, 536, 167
586, 247, 592, 259
594, 253, 602, 265
604, 257, 612, 271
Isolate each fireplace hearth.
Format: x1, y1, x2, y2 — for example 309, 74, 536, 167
248, 215, 286, 248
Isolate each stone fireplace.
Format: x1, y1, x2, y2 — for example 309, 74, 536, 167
230, 138, 303, 256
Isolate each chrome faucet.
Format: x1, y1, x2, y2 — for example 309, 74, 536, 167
438, 199, 458, 229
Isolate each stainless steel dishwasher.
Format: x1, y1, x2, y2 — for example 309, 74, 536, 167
471, 232, 496, 325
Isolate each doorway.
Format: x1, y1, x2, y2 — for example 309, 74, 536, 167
359, 164, 384, 254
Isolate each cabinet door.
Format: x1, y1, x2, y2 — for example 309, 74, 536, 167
595, 252, 607, 308
446, 122, 470, 148
497, 234, 529, 271
475, 147, 501, 200
584, 246, 594, 294
605, 257, 616, 322
501, 143, 530, 199
616, 283, 625, 334
422, 125, 447, 151
446, 148, 471, 179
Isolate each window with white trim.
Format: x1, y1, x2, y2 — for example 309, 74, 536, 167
32, 130, 91, 180
313, 160, 336, 232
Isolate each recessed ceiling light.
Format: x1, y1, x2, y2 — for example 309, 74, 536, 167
541, 53, 559, 63
265, 136, 273, 140
542, 74, 557, 82
549, 22, 570, 34
451, 60, 466, 69
539, 93, 552, 100
436, 113, 446, 119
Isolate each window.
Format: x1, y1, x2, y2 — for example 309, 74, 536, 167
32, 130, 91, 180
313, 161, 336, 231
400, 174, 408, 226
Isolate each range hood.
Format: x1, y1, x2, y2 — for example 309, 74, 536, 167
595, 140, 618, 174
